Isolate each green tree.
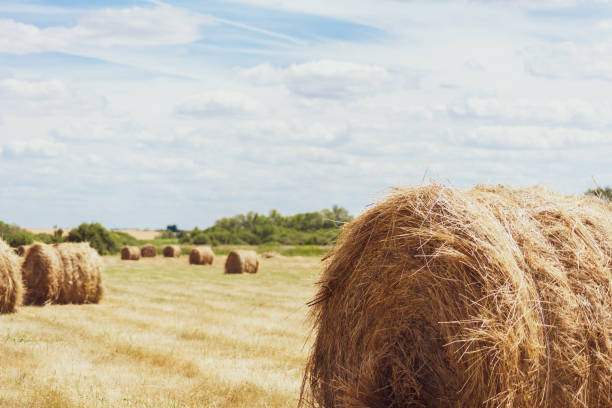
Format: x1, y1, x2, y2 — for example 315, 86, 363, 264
66, 223, 119, 255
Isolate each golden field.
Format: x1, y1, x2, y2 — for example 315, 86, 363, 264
0, 255, 322, 408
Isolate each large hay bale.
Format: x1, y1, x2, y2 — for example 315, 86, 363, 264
302, 185, 612, 408
0, 239, 24, 313
121, 246, 140, 260
163, 245, 181, 258
22, 242, 104, 305
189, 246, 214, 265
224, 250, 259, 274
141, 244, 157, 258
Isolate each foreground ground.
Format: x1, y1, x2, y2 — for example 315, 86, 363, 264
0, 255, 322, 408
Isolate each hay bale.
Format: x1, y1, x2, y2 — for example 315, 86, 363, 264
261, 251, 281, 259
15, 245, 30, 257
121, 246, 140, 260
22, 242, 104, 305
0, 239, 24, 313
141, 244, 157, 258
189, 246, 214, 265
301, 185, 612, 408
163, 245, 181, 258
224, 250, 259, 274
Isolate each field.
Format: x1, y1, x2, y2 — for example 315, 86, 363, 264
25, 229, 162, 240
0, 255, 322, 408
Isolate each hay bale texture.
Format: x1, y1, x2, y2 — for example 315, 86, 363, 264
163, 245, 181, 258
189, 246, 214, 265
22, 242, 104, 305
121, 246, 140, 261
302, 185, 612, 408
15, 245, 30, 257
141, 244, 157, 258
225, 250, 259, 274
0, 239, 24, 313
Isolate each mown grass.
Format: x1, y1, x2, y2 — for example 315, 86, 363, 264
0, 255, 323, 408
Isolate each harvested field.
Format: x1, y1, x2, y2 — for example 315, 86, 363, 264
0, 255, 320, 407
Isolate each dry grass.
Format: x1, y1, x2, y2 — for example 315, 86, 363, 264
0, 254, 321, 407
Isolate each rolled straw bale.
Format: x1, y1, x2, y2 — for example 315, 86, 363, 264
15, 245, 30, 257
261, 251, 281, 259
189, 246, 214, 265
22, 242, 104, 305
224, 250, 259, 274
0, 239, 24, 313
121, 246, 140, 261
301, 185, 612, 408
163, 245, 181, 258
141, 244, 157, 258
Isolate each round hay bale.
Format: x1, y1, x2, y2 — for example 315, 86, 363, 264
189, 246, 214, 265
163, 245, 181, 258
0, 239, 24, 313
22, 242, 104, 305
224, 250, 259, 274
121, 246, 140, 261
261, 251, 281, 259
15, 245, 30, 257
301, 185, 612, 408
141, 244, 157, 258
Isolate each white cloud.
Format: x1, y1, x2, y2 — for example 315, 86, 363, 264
0, 4, 211, 54
1, 137, 66, 158
0, 77, 106, 115
449, 126, 612, 149
449, 97, 612, 128
175, 91, 258, 117
240, 60, 394, 99
524, 41, 612, 82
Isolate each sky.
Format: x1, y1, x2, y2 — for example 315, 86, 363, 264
0, 0, 610, 229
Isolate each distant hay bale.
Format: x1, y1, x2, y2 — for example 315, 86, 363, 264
261, 251, 281, 259
15, 245, 30, 257
163, 245, 181, 258
121, 246, 140, 261
22, 242, 104, 305
225, 250, 259, 274
189, 247, 214, 265
0, 239, 24, 313
140, 244, 157, 258
301, 185, 612, 408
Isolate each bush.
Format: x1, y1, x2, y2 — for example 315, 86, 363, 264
586, 186, 612, 201
67, 223, 119, 255
0, 221, 35, 247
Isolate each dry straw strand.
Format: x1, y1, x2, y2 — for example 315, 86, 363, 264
141, 244, 157, 258
121, 246, 141, 260
225, 250, 259, 274
301, 184, 612, 408
163, 245, 181, 258
189, 247, 214, 265
22, 242, 104, 305
0, 239, 24, 313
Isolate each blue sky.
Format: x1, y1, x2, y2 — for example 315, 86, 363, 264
0, 0, 610, 229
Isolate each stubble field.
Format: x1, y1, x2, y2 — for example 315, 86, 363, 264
0, 255, 322, 408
